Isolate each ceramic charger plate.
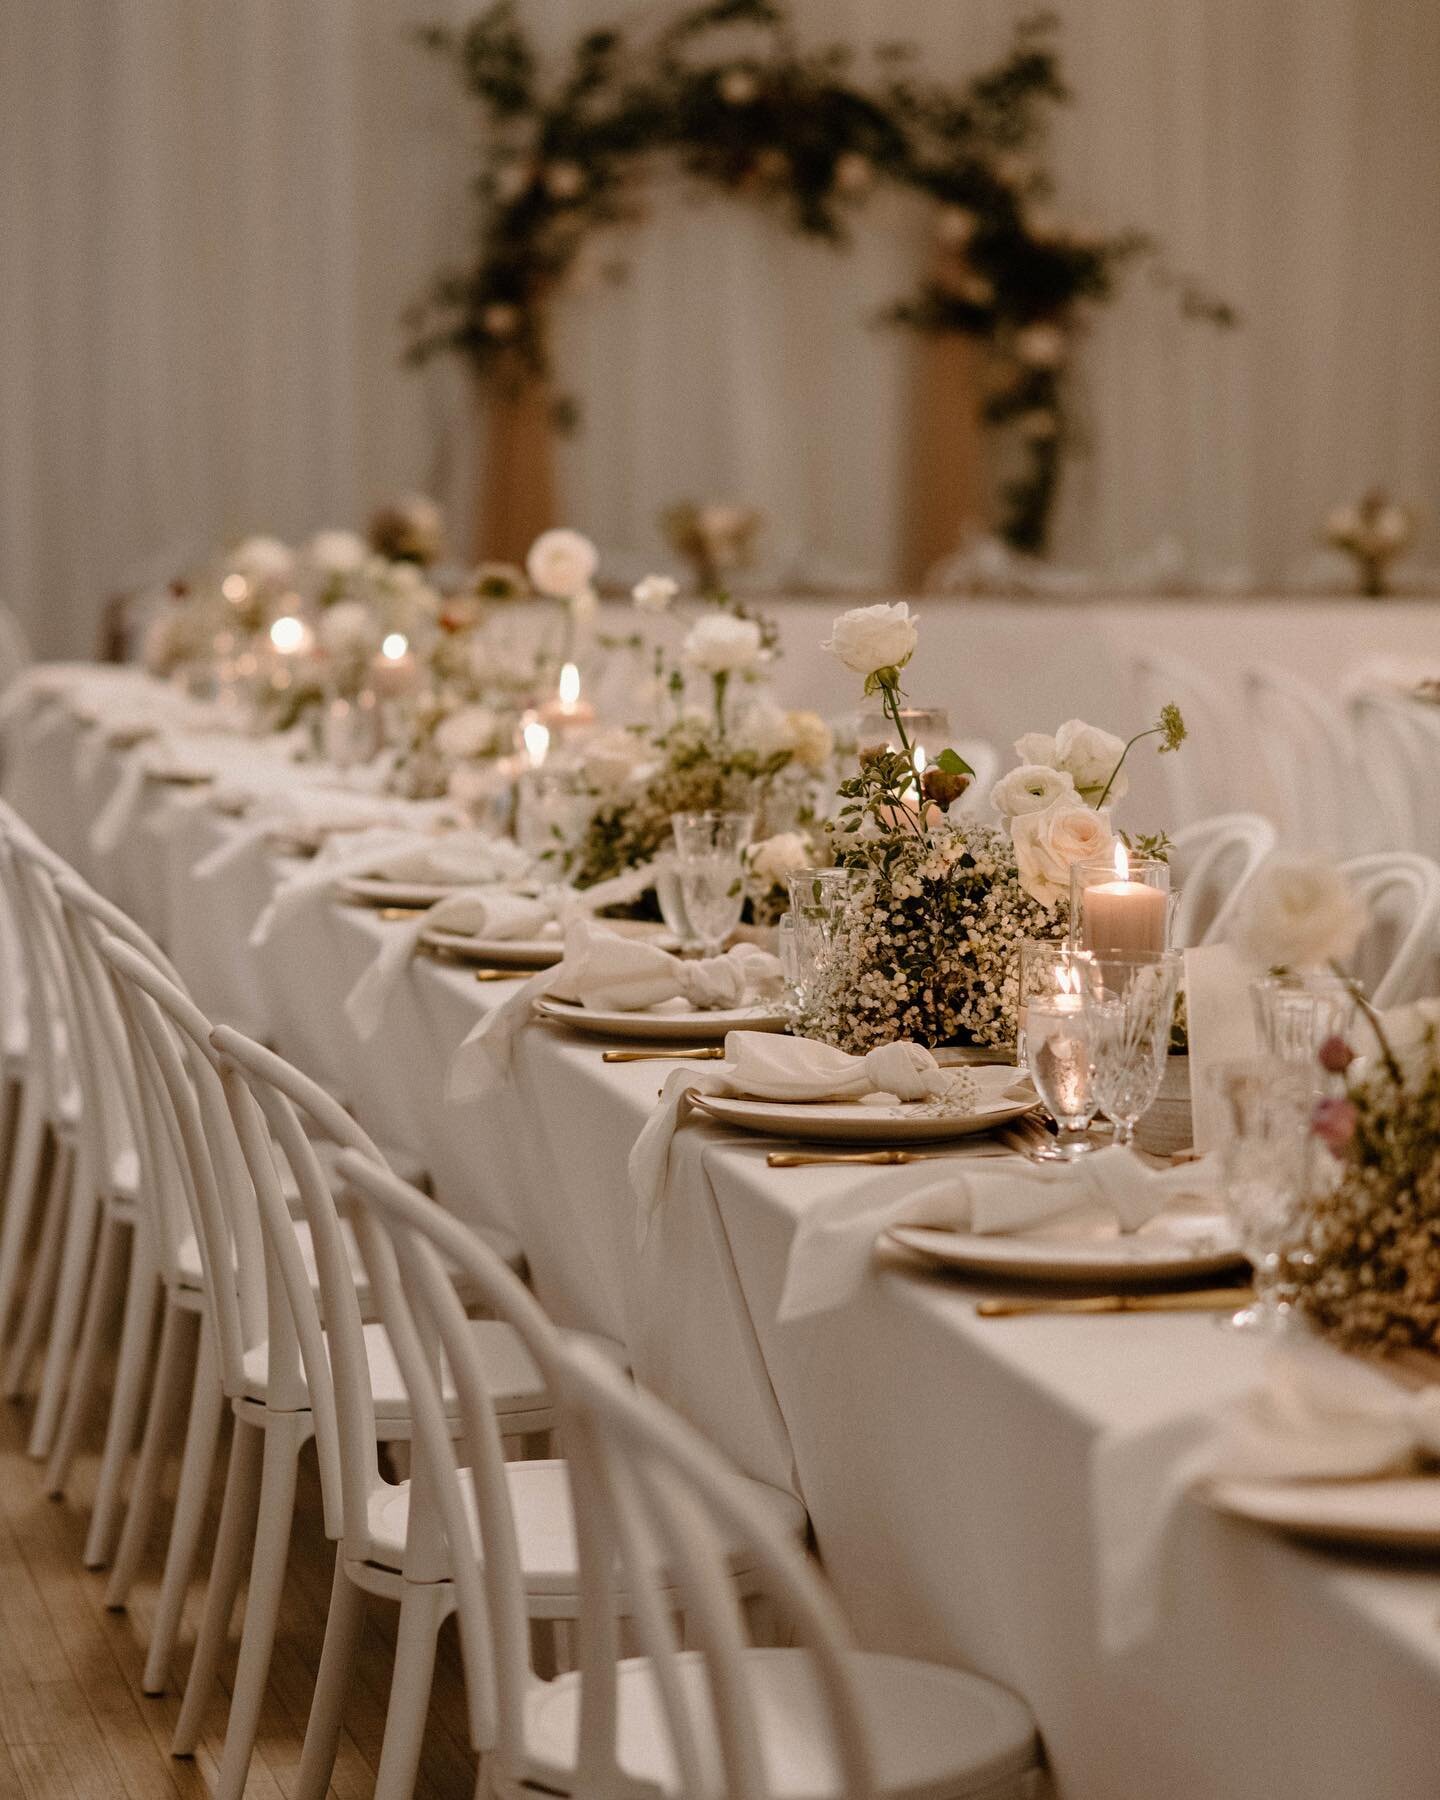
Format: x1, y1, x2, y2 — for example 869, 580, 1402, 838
533, 996, 787, 1042
423, 928, 563, 969
885, 1216, 1245, 1284
690, 1065, 1038, 1145
339, 875, 459, 908
1206, 1474, 1440, 1549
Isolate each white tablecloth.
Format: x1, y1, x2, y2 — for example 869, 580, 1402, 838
8, 675, 1440, 1800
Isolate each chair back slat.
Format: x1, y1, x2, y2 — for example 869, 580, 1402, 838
1170, 813, 1277, 948
1341, 852, 1440, 1007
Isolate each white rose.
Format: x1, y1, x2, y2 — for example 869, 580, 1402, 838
632, 573, 678, 613
746, 832, 813, 884
823, 602, 918, 678
1011, 799, 1116, 908
990, 763, 1078, 820
1052, 718, 1129, 802
230, 535, 294, 584
434, 704, 500, 762
582, 729, 653, 795
735, 698, 791, 758
318, 599, 381, 659
682, 613, 764, 675
306, 529, 369, 575
1230, 856, 1367, 971
784, 709, 834, 772
526, 528, 599, 600
1013, 730, 1057, 767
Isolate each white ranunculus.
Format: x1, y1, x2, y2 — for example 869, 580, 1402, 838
746, 832, 813, 884
1053, 718, 1129, 802
583, 729, 654, 795
736, 698, 791, 758
1012, 730, 1057, 766
307, 529, 369, 575
526, 528, 599, 600
318, 599, 380, 656
823, 602, 918, 678
1011, 799, 1116, 908
434, 704, 500, 762
1230, 856, 1367, 971
682, 613, 764, 675
990, 763, 1078, 820
631, 573, 678, 613
230, 535, 295, 584
785, 709, 834, 771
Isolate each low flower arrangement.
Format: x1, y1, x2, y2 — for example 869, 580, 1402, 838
804, 601, 1185, 1052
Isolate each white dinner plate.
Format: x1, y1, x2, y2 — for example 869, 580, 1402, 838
884, 1217, 1245, 1284
1206, 1475, 1440, 1549
689, 1068, 1037, 1144
339, 876, 460, 907
533, 997, 788, 1042
421, 928, 562, 969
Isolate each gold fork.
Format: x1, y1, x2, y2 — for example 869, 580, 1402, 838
603, 1047, 726, 1063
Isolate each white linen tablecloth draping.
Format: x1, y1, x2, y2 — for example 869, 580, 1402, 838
8, 675, 1440, 1800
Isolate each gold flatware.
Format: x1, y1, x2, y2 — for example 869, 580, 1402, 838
474, 967, 525, 982
378, 905, 427, 921
767, 1149, 944, 1168
603, 1046, 726, 1063
975, 1287, 1252, 1320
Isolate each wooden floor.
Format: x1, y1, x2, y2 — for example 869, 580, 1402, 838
0, 1388, 476, 1800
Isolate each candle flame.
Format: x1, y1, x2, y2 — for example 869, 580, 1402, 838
1114, 839, 1129, 881
522, 718, 551, 767
558, 661, 581, 706
1057, 960, 1081, 996
269, 615, 307, 654
380, 632, 408, 661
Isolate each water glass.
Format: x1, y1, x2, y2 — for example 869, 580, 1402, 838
516, 766, 590, 861
1025, 997, 1100, 1159
776, 912, 803, 1024
1014, 940, 1092, 1072
1250, 972, 1357, 1071
654, 837, 698, 953
1209, 1059, 1316, 1333
1082, 952, 1183, 1149
671, 811, 754, 956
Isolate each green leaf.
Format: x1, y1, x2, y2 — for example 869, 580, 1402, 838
935, 746, 975, 777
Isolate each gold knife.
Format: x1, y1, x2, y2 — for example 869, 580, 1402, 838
474, 967, 524, 982
603, 1046, 726, 1062
377, 905, 427, 921
975, 1287, 1251, 1319
767, 1148, 943, 1168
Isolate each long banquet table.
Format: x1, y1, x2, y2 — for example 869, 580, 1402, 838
7, 674, 1440, 1800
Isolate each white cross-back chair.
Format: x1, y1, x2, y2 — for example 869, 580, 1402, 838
340, 1150, 1039, 1800
1349, 692, 1440, 859
1131, 651, 1241, 827
1170, 814, 1278, 948
1242, 665, 1368, 854
1340, 853, 1440, 1008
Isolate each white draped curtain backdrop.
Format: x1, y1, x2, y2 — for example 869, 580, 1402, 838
3, 0, 1438, 654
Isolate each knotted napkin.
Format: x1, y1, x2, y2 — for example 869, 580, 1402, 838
1093, 1337, 1440, 1652
627, 1034, 956, 1233
250, 825, 532, 946
446, 918, 783, 1099
777, 1142, 1218, 1321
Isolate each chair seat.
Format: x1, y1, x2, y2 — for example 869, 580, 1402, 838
241, 1316, 547, 1420
523, 1649, 1037, 1800
363, 1463, 807, 1600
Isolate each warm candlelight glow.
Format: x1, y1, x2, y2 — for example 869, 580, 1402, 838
558, 661, 581, 705
380, 632, 409, 661
221, 573, 249, 604
269, 615, 308, 654
522, 718, 551, 767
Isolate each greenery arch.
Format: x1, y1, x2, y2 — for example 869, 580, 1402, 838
410, 1, 1232, 553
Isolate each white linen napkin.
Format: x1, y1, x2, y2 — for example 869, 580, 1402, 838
193, 787, 452, 880
777, 1144, 1221, 1321
349, 864, 664, 1040
1183, 943, 1258, 1153
445, 917, 783, 1099
249, 825, 532, 946
1092, 1337, 1440, 1653
627, 1034, 958, 1234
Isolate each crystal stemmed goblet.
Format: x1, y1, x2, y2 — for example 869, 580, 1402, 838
1082, 951, 1184, 1149
1209, 1058, 1317, 1333
670, 811, 755, 957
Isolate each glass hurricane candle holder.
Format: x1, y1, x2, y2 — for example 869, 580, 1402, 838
1069, 845, 1171, 956
1014, 940, 1093, 1072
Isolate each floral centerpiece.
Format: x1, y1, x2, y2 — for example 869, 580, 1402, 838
805, 602, 1185, 1051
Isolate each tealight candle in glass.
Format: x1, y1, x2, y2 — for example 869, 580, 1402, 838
1014, 940, 1093, 1072
1069, 842, 1170, 956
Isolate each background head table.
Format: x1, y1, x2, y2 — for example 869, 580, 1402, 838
7, 668, 1440, 1800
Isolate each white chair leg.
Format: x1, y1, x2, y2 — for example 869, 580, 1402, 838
372, 1582, 448, 1800
45, 1209, 128, 1496
4, 1137, 73, 1397
83, 1231, 160, 1567
105, 1301, 195, 1608
0, 1087, 48, 1341
291, 1558, 368, 1800
213, 1414, 305, 1800
170, 1412, 265, 1753
28, 1176, 99, 1457
142, 1329, 224, 1695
